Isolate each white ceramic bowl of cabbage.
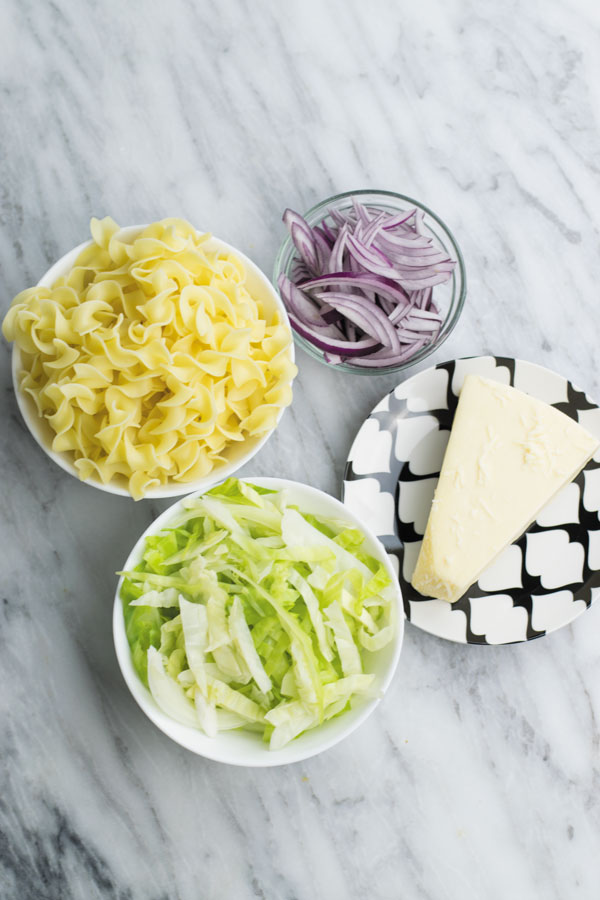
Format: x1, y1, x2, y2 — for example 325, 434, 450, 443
113, 477, 404, 766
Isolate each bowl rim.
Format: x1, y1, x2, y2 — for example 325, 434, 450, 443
272, 188, 467, 376
112, 475, 405, 767
11, 223, 295, 499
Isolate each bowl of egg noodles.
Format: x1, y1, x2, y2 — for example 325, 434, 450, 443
3, 219, 297, 499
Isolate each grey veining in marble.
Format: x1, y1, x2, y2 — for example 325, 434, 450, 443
2, 1, 600, 898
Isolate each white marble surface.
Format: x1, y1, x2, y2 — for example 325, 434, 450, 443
2, 0, 600, 897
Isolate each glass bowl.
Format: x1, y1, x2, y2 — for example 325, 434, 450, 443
273, 189, 467, 376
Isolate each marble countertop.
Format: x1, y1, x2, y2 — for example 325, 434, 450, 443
2, 1, 600, 897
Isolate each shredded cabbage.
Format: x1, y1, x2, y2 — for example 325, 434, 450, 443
120, 478, 395, 750
147, 646, 198, 728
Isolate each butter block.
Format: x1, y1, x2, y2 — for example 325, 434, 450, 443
411, 374, 599, 603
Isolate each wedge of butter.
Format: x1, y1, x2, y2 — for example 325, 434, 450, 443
411, 374, 599, 603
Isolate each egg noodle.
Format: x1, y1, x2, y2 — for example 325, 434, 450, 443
3, 218, 297, 498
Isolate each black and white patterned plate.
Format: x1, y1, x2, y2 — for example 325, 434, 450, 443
342, 356, 600, 644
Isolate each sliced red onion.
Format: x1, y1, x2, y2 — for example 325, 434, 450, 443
279, 198, 457, 369
408, 307, 442, 321
312, 228, 333, 272
313, 225, 334, 249
329, 208, 347, 229
395, 270, 455, 291
356, 210, 390, 247
380, 210, 418, 230
319, 221, 337, 243
415, 287, 433, 308
375, 231, 432, 249
277, 274, 333, 330
305, 273, 411, 307
376, 237, 450, 265
345, 232, 397, 278
287, 310, 380, 356
389, 302, 415, 326
346, 323, 358, 342
346, 232, 454, 286
291, 259, 310, 284
283, 209, 318, 273
321, 293, 402, 352
395, 326, 437, 342
352, 197, 371, 227
291, 225, 318, 273
377, 295, 395, 316
328, 225, 348, 274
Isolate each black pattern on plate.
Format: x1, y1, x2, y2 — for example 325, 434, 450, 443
342, 356, 600, 645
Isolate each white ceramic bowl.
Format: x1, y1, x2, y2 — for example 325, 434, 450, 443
113, 477, 404, 766
11, 225, 295, 498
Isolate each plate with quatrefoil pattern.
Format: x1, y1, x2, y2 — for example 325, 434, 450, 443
342, 356, 600, 644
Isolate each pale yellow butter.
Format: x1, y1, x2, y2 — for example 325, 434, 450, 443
411, 375, 599, 603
